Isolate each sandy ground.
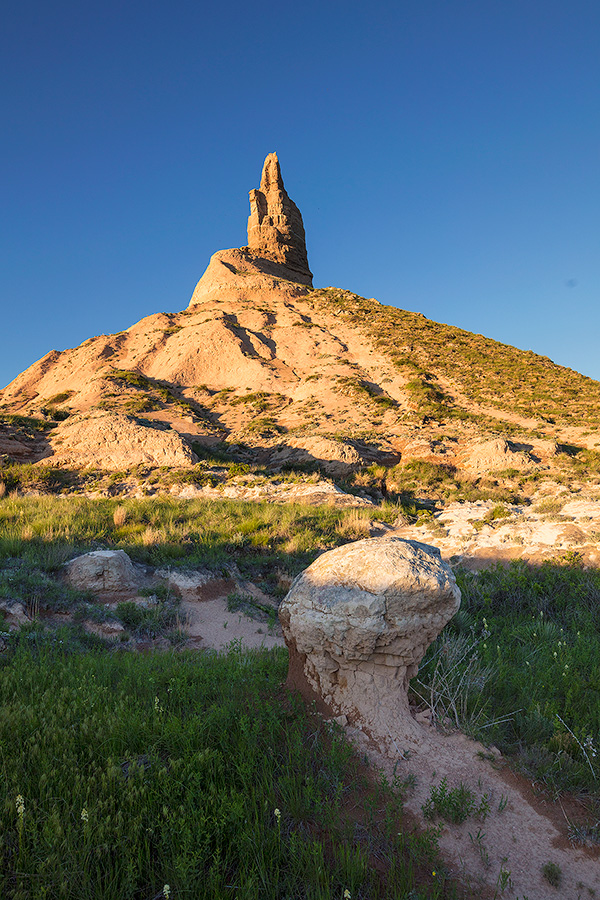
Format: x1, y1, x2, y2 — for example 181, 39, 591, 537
182, 594, 283, 652
345, 719, 599, 900
161, 568, 285, 653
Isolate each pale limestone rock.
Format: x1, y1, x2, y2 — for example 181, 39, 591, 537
279, 537, 460, 752
63, 549, 139, 597
247, 152, 312, 284
175, 478, 372, 507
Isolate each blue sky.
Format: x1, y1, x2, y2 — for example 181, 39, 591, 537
2, 0, 599, 389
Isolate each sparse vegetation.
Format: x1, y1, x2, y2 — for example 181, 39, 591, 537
422, 777, 491, 824
105, 370, 209, 422
314, 287, 600, 426
542, 861, 562, 888
417, 560, 600, 795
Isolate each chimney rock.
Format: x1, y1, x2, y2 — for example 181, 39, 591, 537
247, 153, 313, 284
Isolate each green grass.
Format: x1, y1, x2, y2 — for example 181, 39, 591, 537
0, 640, 458, 900
1, 495, 599, 893
416, 560, 600, 795
314, 288, 600, 427
422, 778, 491, 825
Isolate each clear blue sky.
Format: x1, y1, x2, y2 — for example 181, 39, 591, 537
2, 0, 599, 389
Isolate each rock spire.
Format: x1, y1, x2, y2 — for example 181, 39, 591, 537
247, 153, 313, 285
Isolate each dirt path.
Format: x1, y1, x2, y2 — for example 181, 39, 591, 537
346, 720, 599, 900
182, 594, 283, 652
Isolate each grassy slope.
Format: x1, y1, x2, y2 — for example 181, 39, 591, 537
314, 289, 600, 426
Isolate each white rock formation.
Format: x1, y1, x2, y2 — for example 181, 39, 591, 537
63, 549, 139, 596
279, 537, 460, 752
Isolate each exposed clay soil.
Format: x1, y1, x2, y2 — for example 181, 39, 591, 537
348, 719, 600, 900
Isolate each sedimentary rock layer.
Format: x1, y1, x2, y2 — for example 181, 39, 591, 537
247, 152, 312, 284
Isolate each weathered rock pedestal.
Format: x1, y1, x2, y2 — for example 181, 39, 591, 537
279, 537, 461, 753
247, 152, 313, 285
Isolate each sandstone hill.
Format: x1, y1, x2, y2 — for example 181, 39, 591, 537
2, 152, 600, 505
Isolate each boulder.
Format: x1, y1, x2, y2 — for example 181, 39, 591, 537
269, 436, 363, 475
49, 411, 198, 470
0, 599, 30, 628
279, 537, 460, 752
63, 549, 139, 597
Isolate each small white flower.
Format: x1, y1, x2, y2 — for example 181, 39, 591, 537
344, 891, 352, 900
163, 886, 171, 900
16, 795, 25, 819
274, 808, 281, 823
81, 808, 88, 823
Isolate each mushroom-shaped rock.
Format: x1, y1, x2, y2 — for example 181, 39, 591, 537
63, 550, 139, 597
279, 537, 460, 752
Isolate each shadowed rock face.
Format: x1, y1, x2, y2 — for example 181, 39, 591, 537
247, 152, 313, 285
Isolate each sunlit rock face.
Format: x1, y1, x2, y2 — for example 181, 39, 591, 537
279, 537, 461, 752
247, 152, 313, 285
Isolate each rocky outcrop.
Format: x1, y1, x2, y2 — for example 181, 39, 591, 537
63, 549, 140, 597
49, 411, 198, 470
188, 247, 311, 307
0, 599, 30, 629
460, 438, 536, 476
279, 537, 460, 752
269, 436, 363, 475
247, 153, 312, 285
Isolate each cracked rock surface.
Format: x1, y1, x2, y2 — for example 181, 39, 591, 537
279, 537, 460, 751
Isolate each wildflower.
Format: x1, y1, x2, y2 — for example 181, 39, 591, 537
344, 891, 351, 900
163, 886, 171, 899
274, 808, 281, 823
154, 696, 163, 714
81, 808, 88, 823
16, 795, 25, 820
432, 870, 437, 877
553, 651, 557, 658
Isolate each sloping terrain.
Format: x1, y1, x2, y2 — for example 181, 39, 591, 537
2, 246, 600, 499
